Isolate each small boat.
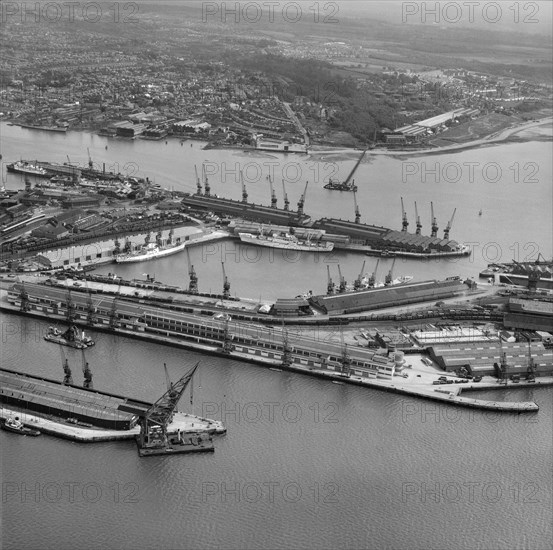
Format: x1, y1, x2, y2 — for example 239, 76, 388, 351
332, 380, 344, 385
269, 367, 283, 372
1, 417, 41, 436
478, 209, 482, 216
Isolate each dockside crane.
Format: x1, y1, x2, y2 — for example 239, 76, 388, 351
326, 265, 335, 295
384, 258, 396, 286
415, 201, 422, 235
354, 260, 366, 291
337, 265, 347, 293
527, 341, 536, 381
281, 319, 293, 368
401, 197, 409, 232
240, 171, 248, 203
82, 349, 93, 389
138, 362, 200, 453
368, 259, 380, 287
186, 248, 198, 294
297, 181, 308, 215
221, 262, 231, 299
109, 278, 122, 329
431, 202, 439, 238
202, 164, 211, 197
443, 208, 456, 240
269, 175, 277, 208
339, 326, 351, 378
282, 180, 290, 211
194, 165, 202, 195
353, 189, 361, 224
66, 288, 76, 324
87, 147, 93, 170
19, 282, 31, 312
84, 279, 96, 326
60, 346, 73, 385
113, 236, 121, 256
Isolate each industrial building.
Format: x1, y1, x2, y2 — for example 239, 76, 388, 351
311, 218, 463, 253
504, 297, 553, 332
411, 326, 498, 346
0, 368, 147, 430
429, 341, 553, 378
309, 279, 470, 315
181, 194, 311, 226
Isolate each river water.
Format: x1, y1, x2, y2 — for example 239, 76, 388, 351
1, 122, 552, 549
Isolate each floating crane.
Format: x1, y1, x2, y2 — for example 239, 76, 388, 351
297, 181, 308, 215
337, 265, 347, 293
240, 171, 248, 203
401, 197, 409, 232
368, 259, 379, 287
269, 175, 277, 208
186, 248, 198, 294
354, 260, 366, 291
443, 208, 456, 240
222, 262, 230, 299
82, 349, 93, 389
194, 165, 202, 195
353, 189, 361, 224
202, 164, 211, 197
282, 180, 290, 211
326, 265, 335, 295
137, 362, 200, 455
384, 258, 396, 286
414, 201, 422, 235
431, 202, 439, 238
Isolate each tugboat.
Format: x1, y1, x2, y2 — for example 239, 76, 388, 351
1, 416, 41, 436
44, 325, 95, 349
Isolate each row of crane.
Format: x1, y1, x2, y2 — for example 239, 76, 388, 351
400, 197, 457, 240
194, 164, 309, 215
325, 258, 396, 295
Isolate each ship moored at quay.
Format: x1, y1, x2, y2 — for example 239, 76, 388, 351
181, 192, 470, 258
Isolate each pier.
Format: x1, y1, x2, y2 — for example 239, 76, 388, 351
1, 294, 547, 413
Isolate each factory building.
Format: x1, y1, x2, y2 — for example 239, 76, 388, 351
504, 297, 553, 332
0, 368, 145, 430
429, 341, 553, 378
309, 279, 470, 315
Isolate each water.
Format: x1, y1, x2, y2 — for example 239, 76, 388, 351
1, 123, 552, 549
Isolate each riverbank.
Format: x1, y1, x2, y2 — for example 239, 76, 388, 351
306, 115, 552, 160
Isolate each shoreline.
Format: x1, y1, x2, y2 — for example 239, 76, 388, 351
307, 116, 552, 159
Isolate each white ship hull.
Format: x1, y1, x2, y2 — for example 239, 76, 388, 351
239, 233, 334, 252
115, 241, 187, 263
